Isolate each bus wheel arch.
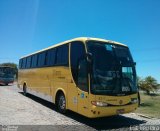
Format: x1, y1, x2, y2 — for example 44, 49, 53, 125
55, 90, 67, 113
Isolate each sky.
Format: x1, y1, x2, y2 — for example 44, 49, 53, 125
0, 0, 160, 82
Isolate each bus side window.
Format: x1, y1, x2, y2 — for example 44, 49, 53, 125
77, 58, 88, 92
31, 54, 38, 68
56, 44, 69, 66
22, 58, 27, 69
19, 59, 22, 69
37, 52, 46, 67
46, 48, 56, 66
26, 56, 32, 68
70, 41, 86, 85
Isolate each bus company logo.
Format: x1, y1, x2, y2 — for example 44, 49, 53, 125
119, 100, 123, 105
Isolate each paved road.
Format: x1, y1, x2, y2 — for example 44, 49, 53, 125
0, 83, 160, 131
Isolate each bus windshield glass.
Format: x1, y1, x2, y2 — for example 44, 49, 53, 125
0, 67, 14, 78
87, 41, 137, 96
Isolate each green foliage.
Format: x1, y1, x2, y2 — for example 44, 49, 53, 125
138, 76, 159, 95
0, 62, 18, 78
135, 93, 160, 118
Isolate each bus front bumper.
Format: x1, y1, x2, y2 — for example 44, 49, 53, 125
0, 80, 14, 85
88, 103, 138, 118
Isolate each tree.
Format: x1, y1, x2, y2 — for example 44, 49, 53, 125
0, 62, 18, 78
138, 76, 159, 95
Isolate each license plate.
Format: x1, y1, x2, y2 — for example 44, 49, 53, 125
116, 109, 125, 114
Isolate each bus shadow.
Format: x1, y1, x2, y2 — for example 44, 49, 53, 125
19, 92, 146, 130
19, 92, 57, 110
66, 112, 146, 130
0, 84, 13, 86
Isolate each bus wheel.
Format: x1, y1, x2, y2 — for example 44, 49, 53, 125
57, 93, 66, 113
23, 84, 27, 96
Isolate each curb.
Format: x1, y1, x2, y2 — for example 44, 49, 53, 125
136, 113, 155, 119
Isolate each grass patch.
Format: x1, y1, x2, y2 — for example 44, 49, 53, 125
135, 92, 160, 118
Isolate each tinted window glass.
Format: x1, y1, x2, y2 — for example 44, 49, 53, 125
19, 59, 22, 69
56, 44, 68, 65
87, 41, 137, 95
22, 58, 26, 69
46, 48, 56, 66
78, 59, 88, 92
26, 56, 32, 68
37, 52, 46, 67
31, 55, 38, 68
70, 41, 86, 84
21, 44, 68, 68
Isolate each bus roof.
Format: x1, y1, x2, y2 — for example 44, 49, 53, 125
21, 37, 127, 59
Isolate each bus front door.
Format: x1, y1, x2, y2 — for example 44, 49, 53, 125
77, 89, 89, 116
77, 58, 89, 116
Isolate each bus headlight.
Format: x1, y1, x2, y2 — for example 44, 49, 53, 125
91, 101, 108, 107
131, 98, 138, 104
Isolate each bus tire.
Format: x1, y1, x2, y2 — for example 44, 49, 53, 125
23, 84, 27, 96
56, 92, 66, 113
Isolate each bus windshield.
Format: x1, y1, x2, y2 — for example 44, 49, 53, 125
0, 67, 14, 77
87, 41, 138, 96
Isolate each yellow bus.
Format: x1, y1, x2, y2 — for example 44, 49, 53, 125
18, 37, 139, 118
